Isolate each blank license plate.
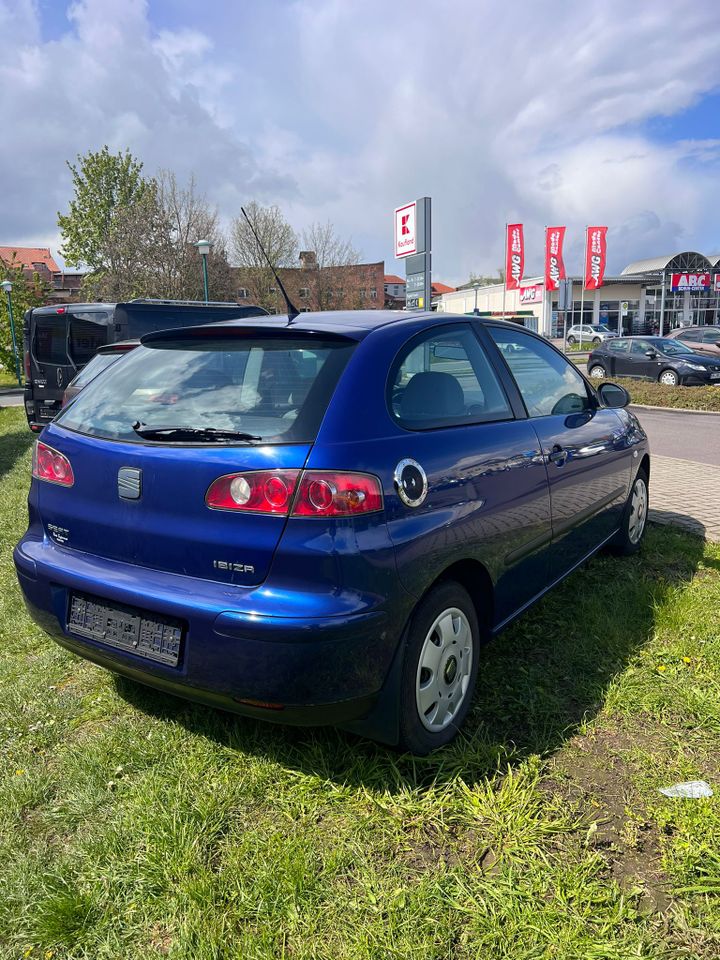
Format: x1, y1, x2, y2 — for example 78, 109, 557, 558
68, 593, 183, 666
711, 373, 720, 380
39, 405, 58, 419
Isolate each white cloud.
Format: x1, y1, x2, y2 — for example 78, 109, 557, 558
2, 0, 720, 282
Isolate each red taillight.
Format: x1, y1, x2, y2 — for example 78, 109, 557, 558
206, 470, 300, 514
32, 441, 74, 486
205, 470, 383, 517
293, 472, 383, 517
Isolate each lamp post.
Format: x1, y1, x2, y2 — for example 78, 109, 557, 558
473, 282, 481, 315
1, 279, 22, 386
195, 239, 211, 302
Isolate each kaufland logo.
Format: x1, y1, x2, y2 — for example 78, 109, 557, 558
394, 202, 417, 257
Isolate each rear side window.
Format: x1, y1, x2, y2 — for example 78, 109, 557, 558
68, 317, 108, 365
702, 329, 720, 342
389, 324, 512, 429
609, 340, 630, 353
57, 336, 355, 443
678, 329, 701, 341
69, 351, 121, 389
34, 317, 68, 365
489, 326, 591, 417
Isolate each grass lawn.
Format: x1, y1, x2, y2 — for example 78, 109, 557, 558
2, 405, 720, 958
0, 367, 21, 388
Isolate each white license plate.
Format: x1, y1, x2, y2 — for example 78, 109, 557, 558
711, 373, 720, 380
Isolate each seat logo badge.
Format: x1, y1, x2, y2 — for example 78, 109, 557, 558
394, 458, 428, 508
118, 467, 142, 500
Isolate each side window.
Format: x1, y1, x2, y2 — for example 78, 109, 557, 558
702, 329, 720, 343
489, 326, 591, 417
389, 324, 512, 429
679, 329, 700, 341
609, 340, 630, 353
68, 318, 108, 366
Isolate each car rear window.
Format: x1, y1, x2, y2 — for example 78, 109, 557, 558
56, 335, 355, 443
68, 316, 109, 365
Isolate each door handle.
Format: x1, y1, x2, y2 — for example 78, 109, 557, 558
548, 444, 568, 466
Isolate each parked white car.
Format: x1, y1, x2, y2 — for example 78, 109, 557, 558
566, 324, 618, 345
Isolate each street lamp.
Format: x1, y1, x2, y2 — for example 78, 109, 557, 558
195, 239, 211, 302
1, 279, 22, 386
473, 282, 481, 315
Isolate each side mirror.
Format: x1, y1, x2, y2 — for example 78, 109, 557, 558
597, 381, 630, 409
645, 349, 657, 359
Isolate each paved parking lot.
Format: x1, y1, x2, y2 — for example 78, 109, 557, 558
649, 455, 720, 542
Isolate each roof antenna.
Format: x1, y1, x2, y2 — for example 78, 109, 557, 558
240, 206, 299, 322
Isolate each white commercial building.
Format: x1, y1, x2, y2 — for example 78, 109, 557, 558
435, 251, 720, 337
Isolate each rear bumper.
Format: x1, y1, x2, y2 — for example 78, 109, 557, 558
14, 536, 406, 727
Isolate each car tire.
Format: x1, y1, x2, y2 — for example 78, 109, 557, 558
588, 364, 606, 379
567, 336, 576, 345
658, 369, 679, 386
610, 468, 649, 556
593, 337, 601, 345
398, 581, 480, 755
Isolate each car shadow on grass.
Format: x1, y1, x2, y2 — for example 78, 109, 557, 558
113, 523, 707, 790
0, 414, 34, 483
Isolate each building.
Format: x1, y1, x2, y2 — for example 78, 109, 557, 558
0, 245, 84, 302
435, 251, 720, 337
234, 257, 385, 313
384, 273, 406, 309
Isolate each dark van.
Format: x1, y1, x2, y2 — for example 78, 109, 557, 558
23, 299, 268, 431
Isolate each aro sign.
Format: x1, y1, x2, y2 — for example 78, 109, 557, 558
394, 201, 417, 258
670, 273, 711, 292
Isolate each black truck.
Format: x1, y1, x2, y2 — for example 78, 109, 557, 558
22, 298, 268, 431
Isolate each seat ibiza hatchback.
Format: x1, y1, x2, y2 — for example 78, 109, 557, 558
14, 312, 650, 753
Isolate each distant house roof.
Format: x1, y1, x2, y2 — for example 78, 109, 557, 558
431, 281, 456, 295
384, 274, 405, 284
0, 246, 61, 274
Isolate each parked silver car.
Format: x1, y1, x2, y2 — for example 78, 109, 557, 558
566, 324, 618, 346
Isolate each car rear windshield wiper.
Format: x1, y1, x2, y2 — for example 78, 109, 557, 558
132, 422, 262, 443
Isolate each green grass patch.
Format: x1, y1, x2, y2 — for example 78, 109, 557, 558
0, 366, 21, 388
2, 406, 720, 957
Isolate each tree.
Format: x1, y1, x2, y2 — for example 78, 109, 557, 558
468, 267, 505, 287
230, 202, 298, 312
58, 146, 153, 289
300, 221, 361, 311
0, 256, 50, 380
148, 170, 235, 301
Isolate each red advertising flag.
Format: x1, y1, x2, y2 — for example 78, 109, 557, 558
505, 223, 524, 290
584, 226, 608, 290
544, 226, 566, 291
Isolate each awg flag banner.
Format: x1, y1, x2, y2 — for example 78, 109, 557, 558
584, 226, 608, 290
544, 226, 566, 291
505, 223, 524, 290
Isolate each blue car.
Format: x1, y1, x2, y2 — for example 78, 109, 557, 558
14, 311, 649, 753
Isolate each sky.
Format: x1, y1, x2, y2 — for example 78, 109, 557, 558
2, 0, 720, 284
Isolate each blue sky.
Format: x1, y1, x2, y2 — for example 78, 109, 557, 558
4, 0, 720, 282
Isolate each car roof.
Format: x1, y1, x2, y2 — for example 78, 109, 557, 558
140, 310, 532, 344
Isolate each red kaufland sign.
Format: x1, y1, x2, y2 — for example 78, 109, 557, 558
671, 273, 711, 291
394, 201, 417, 258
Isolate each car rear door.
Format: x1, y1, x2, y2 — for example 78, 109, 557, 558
628, 339, 660, 379
606, 339, 632, 377
486, 325, 631, 579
